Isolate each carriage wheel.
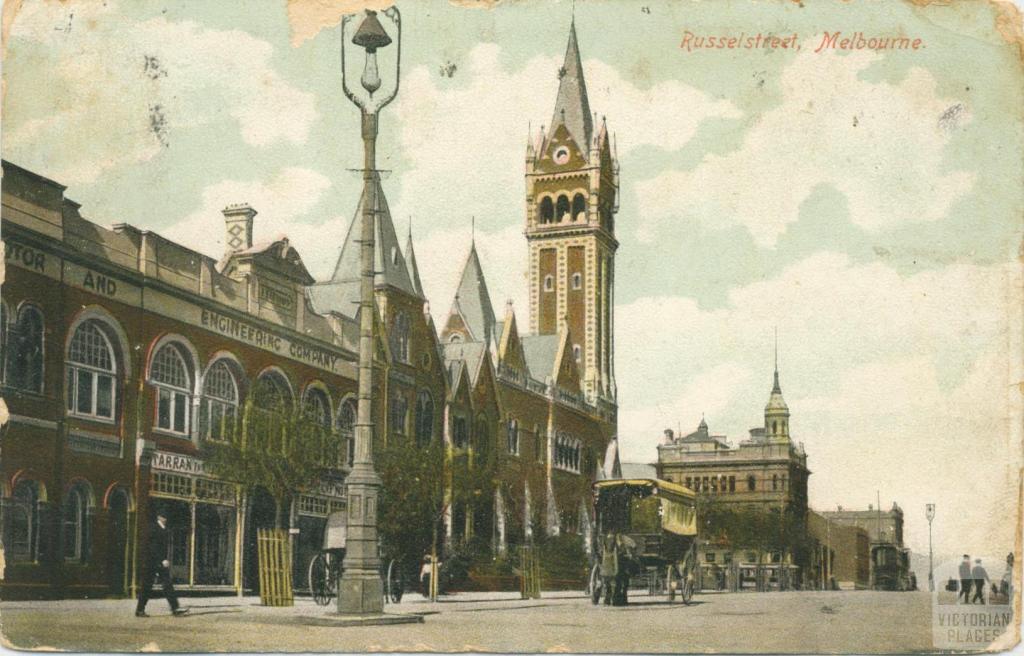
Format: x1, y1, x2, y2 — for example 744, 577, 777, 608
589, 563, 602, 605
681, 577, 694, 605
667, 565, 677, 602
309, 553, 333, 606
386, 559, 404, 604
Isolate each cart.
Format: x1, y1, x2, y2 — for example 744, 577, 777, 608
589, 478, 698, 606
307, 511, 404, 605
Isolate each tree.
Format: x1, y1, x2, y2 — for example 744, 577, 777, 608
201, 378, 344, 528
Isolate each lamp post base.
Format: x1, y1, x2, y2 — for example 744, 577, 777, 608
337, 573, 384, 615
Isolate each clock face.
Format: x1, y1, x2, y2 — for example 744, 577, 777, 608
553, 146, 570, 165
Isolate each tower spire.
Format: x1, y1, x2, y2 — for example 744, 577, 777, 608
549, 18, 593, 148
772, 326, 781, 393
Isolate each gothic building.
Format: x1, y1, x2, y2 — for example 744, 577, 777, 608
0, 19, 616, 598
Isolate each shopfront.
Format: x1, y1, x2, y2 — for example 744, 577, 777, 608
149, 451, 242, 592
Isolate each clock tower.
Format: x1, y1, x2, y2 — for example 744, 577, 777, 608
525, 19, 618, 403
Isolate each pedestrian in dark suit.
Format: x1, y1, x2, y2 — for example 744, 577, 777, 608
135, 512, 188, 617
971, 559, 991, 604
958, 555, 972, 604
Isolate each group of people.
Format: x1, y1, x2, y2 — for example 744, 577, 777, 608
599, 531, 638, 606
957, 553, 1015, 605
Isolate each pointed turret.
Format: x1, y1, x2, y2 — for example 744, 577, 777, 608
765, 344, 790, 441
548, 20, 593, 150
307, 176, 418, 316
442, 242, 497, 344
405, 223, 425, 298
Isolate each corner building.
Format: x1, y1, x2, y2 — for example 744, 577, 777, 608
0, 19, 616, 598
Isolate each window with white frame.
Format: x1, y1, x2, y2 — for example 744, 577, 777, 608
554, 432, 582, 473
543, 275, 554, 292
338, 398, 356, 466
62, 482, 90, 562
571, 272, 582, 290
151, 342, 193, 435
506, 418, 519, 455
66, 320, 117, 421
200, 360, 239, 441
572, 344, 581, 363
8, 305, 44, 392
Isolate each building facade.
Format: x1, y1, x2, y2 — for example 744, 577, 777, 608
656, 367, 811, 587
0, 19, 616, 599
819, 503, 905, 547
808, 511, 871, 590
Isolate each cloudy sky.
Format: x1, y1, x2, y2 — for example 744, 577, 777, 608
4, 0, 1022, 560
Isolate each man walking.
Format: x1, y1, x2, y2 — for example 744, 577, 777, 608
971, 558, 991, 604
958, 554, 972, 604
135, 511, 188, 617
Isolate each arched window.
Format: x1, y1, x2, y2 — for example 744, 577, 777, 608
539, 197, 554, 224
572, 193, 586, 222
414, 391, 433, 448
151, 342, 194, 435
389, 394, 409, 437
62, 482, 91, 562
572, 344, 581, 363
390, 312, 410, 363
747, 475, 756, 491
200, 360, 240, 442
338, 398, 357, 466
303, 387, 331, 429
8, 305, 43, 392
67, 320, 118, 420
9, 480, 40, 562
556, 195, 570, 222
571, 272, 582, 290
448, 334, 463, 344
534, 425, 543, 462
452, 413, 468, 449
251, 370, 293, 451
475, 415, 489, 460
543, 275, 554, 292
506, 418, 519, 455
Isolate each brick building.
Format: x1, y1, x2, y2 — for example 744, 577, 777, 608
807, 511, 871, 590
656, 366, 811, 586
0, 19, 617, 598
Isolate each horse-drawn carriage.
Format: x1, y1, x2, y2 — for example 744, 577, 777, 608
307, 511, 405, 605
589, 478, 699, 605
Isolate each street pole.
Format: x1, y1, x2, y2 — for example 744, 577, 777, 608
337, 7, 401, 616
926, 503, 935, 592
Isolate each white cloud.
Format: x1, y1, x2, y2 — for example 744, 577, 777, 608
390, 42, 738, 234
635, 43, 976, 246
413, 223, 530, 327
162, 168, 343, 279
5, 2, 316, 183
616, 253, 1021, 557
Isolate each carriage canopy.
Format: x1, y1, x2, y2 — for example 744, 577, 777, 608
593, 479, 697, 536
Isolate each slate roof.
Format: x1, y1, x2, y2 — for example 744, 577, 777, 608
307, 177, 417, 316
521, 333, 560, 381
549, 20, 593, 150
449, 243, 497, 344
443, 341, 486, 387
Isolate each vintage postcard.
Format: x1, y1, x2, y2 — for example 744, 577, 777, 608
0, 0, 1022, 653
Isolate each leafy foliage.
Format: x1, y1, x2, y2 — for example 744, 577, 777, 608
698, 497, 810, 558
201, 385, 343, 527
376, 435, 446, 572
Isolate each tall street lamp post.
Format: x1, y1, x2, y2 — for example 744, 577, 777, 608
337, 7, 401, 616
926, 503, 936, 592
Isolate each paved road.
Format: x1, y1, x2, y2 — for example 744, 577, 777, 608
2, 590, 938, 653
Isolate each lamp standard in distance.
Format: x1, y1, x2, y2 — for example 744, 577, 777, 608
925, 503, 936, 592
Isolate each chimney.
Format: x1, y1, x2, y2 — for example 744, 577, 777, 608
223, 204, 256, 253
663, 428, 674, 444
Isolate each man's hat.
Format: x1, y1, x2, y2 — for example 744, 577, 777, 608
963, 554, 970, 558
975, 559, 982, 564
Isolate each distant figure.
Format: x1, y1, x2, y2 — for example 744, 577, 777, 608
971, 559, 991, 604
599, 532, 620, 606
135, 512, 187, 617
958, 555, 972, 604
1000, 552, 1014, 599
